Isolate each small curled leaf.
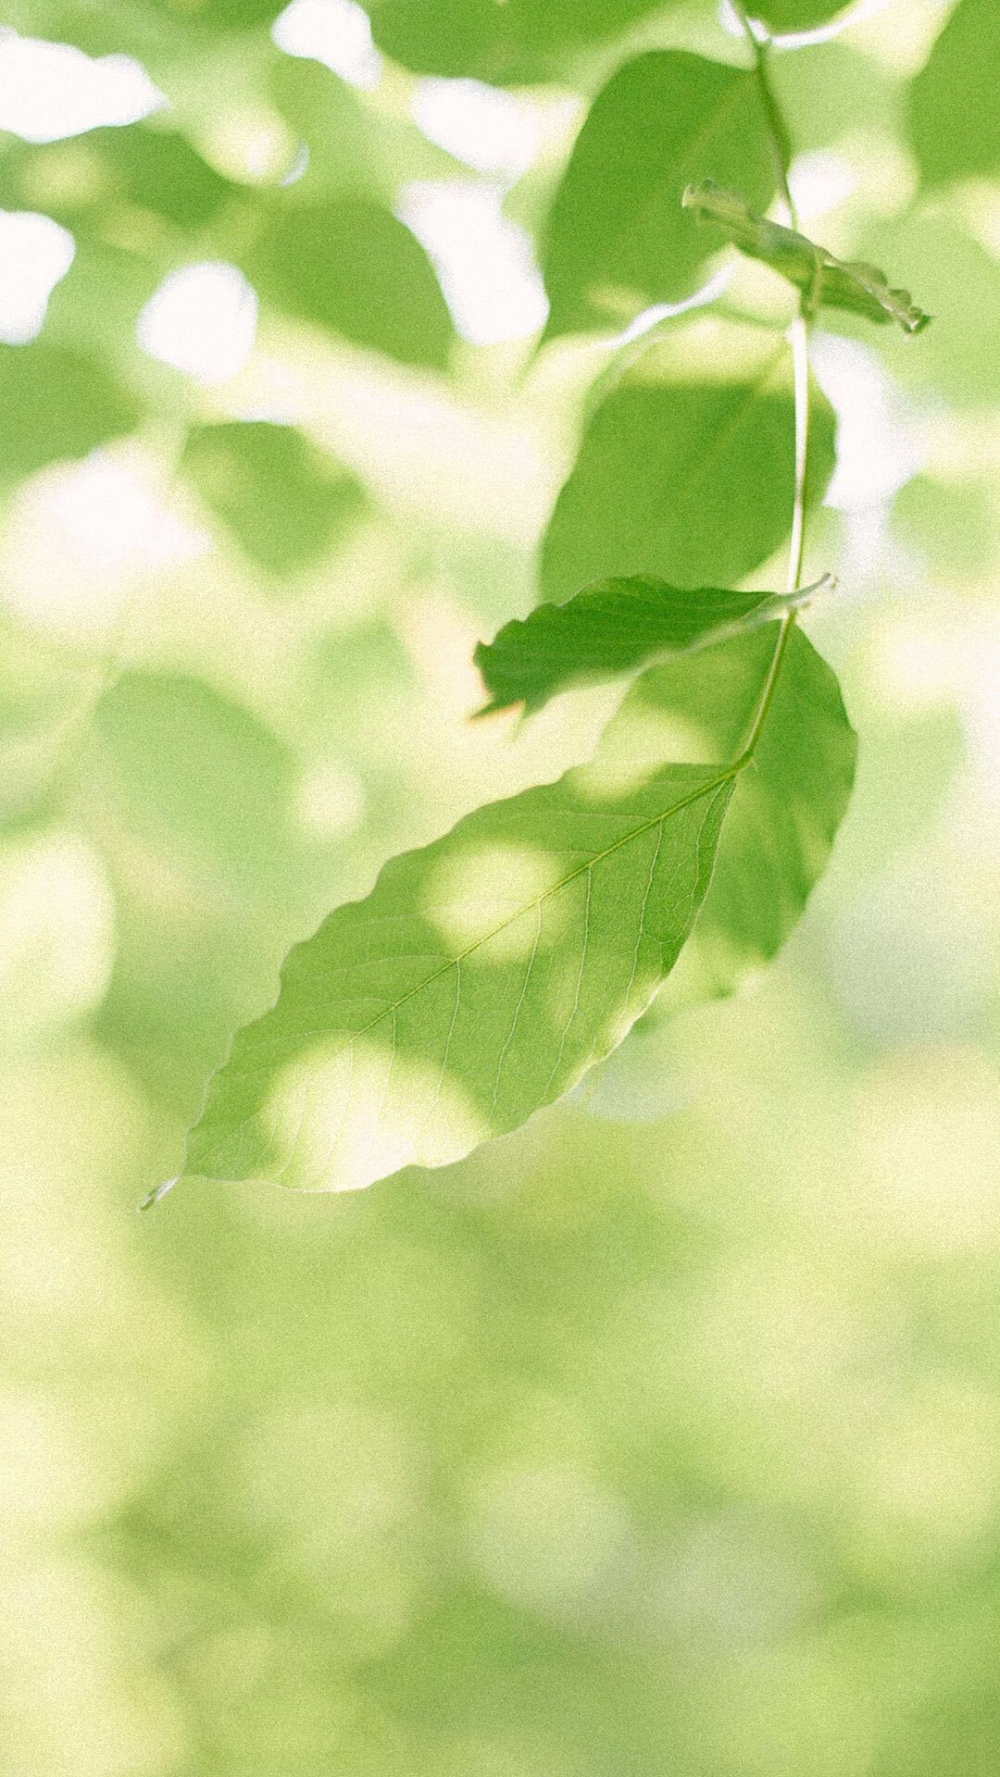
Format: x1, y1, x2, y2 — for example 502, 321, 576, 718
682, 180, 931, 334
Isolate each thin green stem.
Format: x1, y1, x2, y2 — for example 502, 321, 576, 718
727, 2, 816, 761
786, 307, 811, 596
729, 2, 797, 227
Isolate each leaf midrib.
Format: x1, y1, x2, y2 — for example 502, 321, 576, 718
223, 759, 742, 1083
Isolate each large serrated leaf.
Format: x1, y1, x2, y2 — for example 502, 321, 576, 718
540, 328, 836, 603
183, 760, 734, 1192
541, 53, 775, 342
682, 181, 930, 334
909, 0, 1000, 187
601, 625, 856, 1017
474, 575, 805, 715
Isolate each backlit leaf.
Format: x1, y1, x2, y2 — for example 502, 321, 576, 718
540, 325, 836, 603
601, 624, 857, 1016
183, 757, 734, 1191
682, 180, 930, 334
542, 53, 774, 342
474, 575, 808, 715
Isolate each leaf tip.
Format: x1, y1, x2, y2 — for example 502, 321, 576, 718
137, 1175, 180, 1213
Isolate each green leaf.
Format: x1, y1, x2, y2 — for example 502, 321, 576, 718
682, 181, 930, 334
474, 575, 812, 715
183, 758, 734, 1191
367, 0, 677, 83
750, 1, 851, 28
91, 672, 301, 894
853, 214, 1000, 409
181, 422, 367, 576
540, 326, 836, 604
600, 624, 856, 1016
0, 342, 140, 489
146, 0, 285, 29
909, 0, 1000, 187
541, 54, 775, 342
269, 55, 462, 202
247, 196, 455, 370
0, 126, 233, 231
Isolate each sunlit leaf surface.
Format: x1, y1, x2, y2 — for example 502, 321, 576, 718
602, 624, 857, 1015
185, 759, 733, 1190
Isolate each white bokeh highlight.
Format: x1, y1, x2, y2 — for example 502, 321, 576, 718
398, 182, 548, 345
137, 262, 259, 383
412, 79, 541, 179
271, 0, 381, 89
0, 211, 75, 343
0, 30, 162, 142
811, 334, 919, 512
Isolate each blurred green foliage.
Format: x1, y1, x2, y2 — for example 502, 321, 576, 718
2, 0, 1000, 1772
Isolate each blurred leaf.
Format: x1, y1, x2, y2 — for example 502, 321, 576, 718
181, 421, 367, 576
856, 213, 1000, 408
267, 54, 385, 199
909, 0, 1000, 186
248, 195, 454, 368
540, 330, 836, 603
0, 123, 235, 229
169, 0, 285, 24
270, 55, 461, 202
367, 0, 679, 83
87, 670, 328, 1107
768, 39, 895, 153
184, 758, 734, 1191
892, 474, 996, 580
90, 672, 300, 894
683, 180, 930, 333
541, 54, 775, 343
0, 826, 114, 1063
604, 624, 856, 1017
0, 341, 140, 488
474, 574, 806, 714
0, 623, 94, 825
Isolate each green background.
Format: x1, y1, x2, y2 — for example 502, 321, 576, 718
2, 1, 1000, 1771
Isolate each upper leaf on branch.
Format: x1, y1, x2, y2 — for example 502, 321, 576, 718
542, 52, 775, 343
